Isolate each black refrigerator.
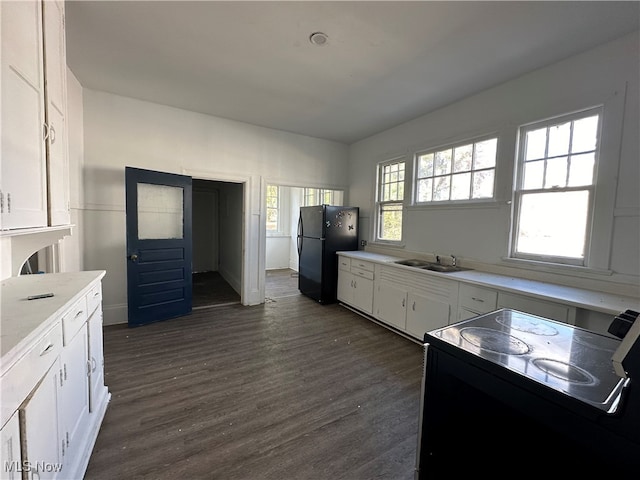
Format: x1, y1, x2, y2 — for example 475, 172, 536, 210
297, 205, 359, 303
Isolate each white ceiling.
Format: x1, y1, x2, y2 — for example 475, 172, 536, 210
65, 1, 640, 144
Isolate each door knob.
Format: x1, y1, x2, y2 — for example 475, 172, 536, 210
129, 254, 138, 262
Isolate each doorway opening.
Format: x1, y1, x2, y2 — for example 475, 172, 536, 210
264, 184, 344, 301
192, 178, 243, 309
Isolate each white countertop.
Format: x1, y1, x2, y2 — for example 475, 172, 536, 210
337, 251, 639, 315
1, 271, 106, 372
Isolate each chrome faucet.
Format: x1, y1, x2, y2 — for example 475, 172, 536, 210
451, 255, 457, 267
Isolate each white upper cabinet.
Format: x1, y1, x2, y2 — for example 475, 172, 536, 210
0, 0, 70, 230
0, 0, 48, 229
43, 0, 70, 226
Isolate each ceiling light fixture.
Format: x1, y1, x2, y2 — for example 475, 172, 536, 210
309, 32, 328, 46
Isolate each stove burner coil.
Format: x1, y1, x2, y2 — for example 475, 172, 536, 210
495, 314, 559, 336
531, 358, 597, 385
460, 327, 530, 355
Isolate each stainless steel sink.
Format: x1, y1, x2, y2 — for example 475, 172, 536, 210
394, 258, 471, 273
421, 264, 471, 273
394, 259, 432, 267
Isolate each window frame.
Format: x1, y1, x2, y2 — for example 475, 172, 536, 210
509, 106, 603, 267
413, 134, 498, 206
375, 157, 406, 244
303, 188, 335, 206
265, 184, 281, 235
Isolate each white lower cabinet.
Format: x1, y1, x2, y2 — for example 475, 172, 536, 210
19, 361, 62, 480
406, 292, 450, 340
0, 271, 108, 480
58, 327, 90, 475
458, 284, 498, 321
88, 312, 107, 412
0, 412, 21, 480
373, 265, 458, 339
337, 256, 374, 315
374, 283, 407, 330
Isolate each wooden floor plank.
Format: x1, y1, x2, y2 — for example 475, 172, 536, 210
85, 287, 424, 480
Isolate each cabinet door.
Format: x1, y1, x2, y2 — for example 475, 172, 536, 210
0, 411, 21, 480
88, 312, 107, 412
406, 292, 450, 339
352, 275, 374, 315
58, 327, 89, 472
374, 283, 407, 330
42, 0, 69, 226
0, 0, 48, 229
337, 270, 353, 305
19, 361, 62, 480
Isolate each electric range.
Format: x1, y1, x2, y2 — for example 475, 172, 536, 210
415, 308, 640, 476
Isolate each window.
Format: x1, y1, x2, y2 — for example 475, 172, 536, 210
303, 188, 335, 206
376, 159, 405, 242
415, 137, 497, 203
511, 108, 601, 265
266, 185, 280, 233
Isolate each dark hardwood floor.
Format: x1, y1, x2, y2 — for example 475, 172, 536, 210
84, 276, 424, 480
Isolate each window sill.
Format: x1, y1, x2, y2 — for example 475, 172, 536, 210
369, 240, 406, 249
409, 199, 505, 211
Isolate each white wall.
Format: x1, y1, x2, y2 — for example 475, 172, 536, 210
350, 31, 639, 295
59, 68, 85, 272
80, 90, 349, 324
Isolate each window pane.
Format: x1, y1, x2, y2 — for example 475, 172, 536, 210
137, 183, 183, 240
379, 204, 403, 241
545, 156, 568, 188
572, 115, 598, 153
525, 128, 547, 160
434, 150, 452, 176
453, 145, 473, 172
433, 176, 450, 201
523, 160, 544, 190
418, 154, 434, 178
472, 170, 494, 199
568, 153, 595, 187
474, 138, 497, 169
516, 191, 589, 258
548, 122, 570, 157
451, 172, 471, 200
417, 178, 433, 202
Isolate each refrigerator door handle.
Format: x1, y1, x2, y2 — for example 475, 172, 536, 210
297, 215, 303, 256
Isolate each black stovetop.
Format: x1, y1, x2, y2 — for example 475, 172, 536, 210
428, 309, 626, 412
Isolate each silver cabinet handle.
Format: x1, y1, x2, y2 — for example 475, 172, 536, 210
49, 124, 56, 144
402, 298, 405, 307
43, 122, 49, 141
40, 343, 54, 356
471, 297, 484, 303
74, 310, 84, 318
412, 301, 416, 311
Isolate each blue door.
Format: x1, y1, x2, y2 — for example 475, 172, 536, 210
125, 167, 193, 327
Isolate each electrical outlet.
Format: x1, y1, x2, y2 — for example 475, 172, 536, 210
360, 240, 367, 247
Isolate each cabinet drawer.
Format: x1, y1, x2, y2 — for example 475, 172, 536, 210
87, 282, 103, 316
0, 322, 63, 427
352, 268, 374, 280
351, 260, 374, 273
459, 284, 497, 313
62, 296, 88, 345
338, 257, 351, 271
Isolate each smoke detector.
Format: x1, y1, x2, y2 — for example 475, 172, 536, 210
309, 32, 329, 46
